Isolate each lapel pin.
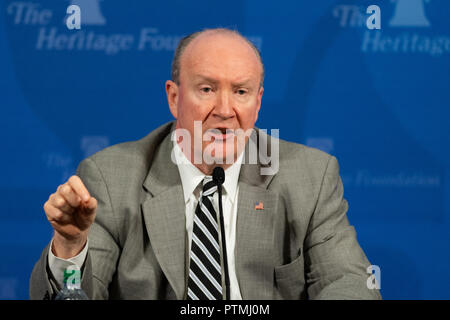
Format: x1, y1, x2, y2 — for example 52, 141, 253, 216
254, 201, 264, 210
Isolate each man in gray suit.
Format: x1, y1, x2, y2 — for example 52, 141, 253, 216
30, 28, 381, 300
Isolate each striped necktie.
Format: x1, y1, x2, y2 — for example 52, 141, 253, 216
187, 176, 223, 300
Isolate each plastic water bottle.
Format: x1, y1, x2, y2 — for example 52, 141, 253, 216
55, 265, 89, 300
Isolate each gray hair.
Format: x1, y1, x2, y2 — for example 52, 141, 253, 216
171, 28, 265, 87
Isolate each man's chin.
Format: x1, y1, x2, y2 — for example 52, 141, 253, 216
204, 154, 238, 166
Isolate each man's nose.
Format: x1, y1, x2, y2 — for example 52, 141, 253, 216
213, 90, 235, 120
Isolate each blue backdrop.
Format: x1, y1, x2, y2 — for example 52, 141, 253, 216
0, 0, 449, 299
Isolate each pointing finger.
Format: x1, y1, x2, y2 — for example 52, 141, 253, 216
68, 175, 90, 202
58, 183, 81, 208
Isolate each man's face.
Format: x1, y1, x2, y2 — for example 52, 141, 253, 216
166, 32, 263, 171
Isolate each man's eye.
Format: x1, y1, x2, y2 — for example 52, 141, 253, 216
237, 89, 247, 95
201, 87, 212, 93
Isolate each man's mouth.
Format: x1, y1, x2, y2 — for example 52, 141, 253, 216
205, 128, 235, 141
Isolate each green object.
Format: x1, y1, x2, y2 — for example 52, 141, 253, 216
55, 265, 88, 300
63, 268, 81, 289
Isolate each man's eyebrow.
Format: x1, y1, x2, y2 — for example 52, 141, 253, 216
232, 79, 253, 87
193, 75, 254, 87
193, 75, 219, 84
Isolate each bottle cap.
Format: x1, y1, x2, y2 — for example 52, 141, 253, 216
63, 265, 82, 290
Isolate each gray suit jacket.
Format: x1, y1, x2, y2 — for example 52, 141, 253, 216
30, 121, 381, 300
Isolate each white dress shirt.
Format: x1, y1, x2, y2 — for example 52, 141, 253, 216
48, 140, 244, 299
173, 141, 243, 300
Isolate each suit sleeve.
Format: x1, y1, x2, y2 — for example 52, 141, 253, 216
303, 156, 381, 300
29, 157, 120, 300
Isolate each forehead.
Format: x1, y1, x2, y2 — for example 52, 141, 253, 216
180, 32, 261, 82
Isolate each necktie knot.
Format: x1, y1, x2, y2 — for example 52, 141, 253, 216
202, 176, 217, 196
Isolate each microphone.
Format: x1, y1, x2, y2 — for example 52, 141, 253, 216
212, 166, 225, 185
212, 167, 230, 300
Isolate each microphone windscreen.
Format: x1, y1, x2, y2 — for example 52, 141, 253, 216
212, 167, 225, 185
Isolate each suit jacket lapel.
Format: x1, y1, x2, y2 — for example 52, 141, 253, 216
235, 183, 278, 299
141, 123, 187, 299
236, 128, 278, 299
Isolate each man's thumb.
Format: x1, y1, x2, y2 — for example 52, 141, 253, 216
84, 197, 97, 213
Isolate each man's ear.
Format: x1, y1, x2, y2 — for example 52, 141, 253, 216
165, 80, 179, 119
254, 86, 264, 123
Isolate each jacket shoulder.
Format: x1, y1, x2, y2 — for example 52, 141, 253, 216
275, 138, 336, 184
79, 121, 173, 175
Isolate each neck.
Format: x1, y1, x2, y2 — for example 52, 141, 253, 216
194, 162, 233, 175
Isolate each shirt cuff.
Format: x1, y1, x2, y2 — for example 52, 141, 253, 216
47, 238, 89, 286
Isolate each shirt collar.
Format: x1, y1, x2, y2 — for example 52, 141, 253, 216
173, 141, 243, 204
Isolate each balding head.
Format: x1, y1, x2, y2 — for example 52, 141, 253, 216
165, 27, 264, 174
171, 28, 264, 87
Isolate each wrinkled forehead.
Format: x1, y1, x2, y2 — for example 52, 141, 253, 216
179, 32, 262, 82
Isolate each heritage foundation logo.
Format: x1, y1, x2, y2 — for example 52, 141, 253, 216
333, 0, 450, 57
389, 0, 430, 27
6, 1, 263, 55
